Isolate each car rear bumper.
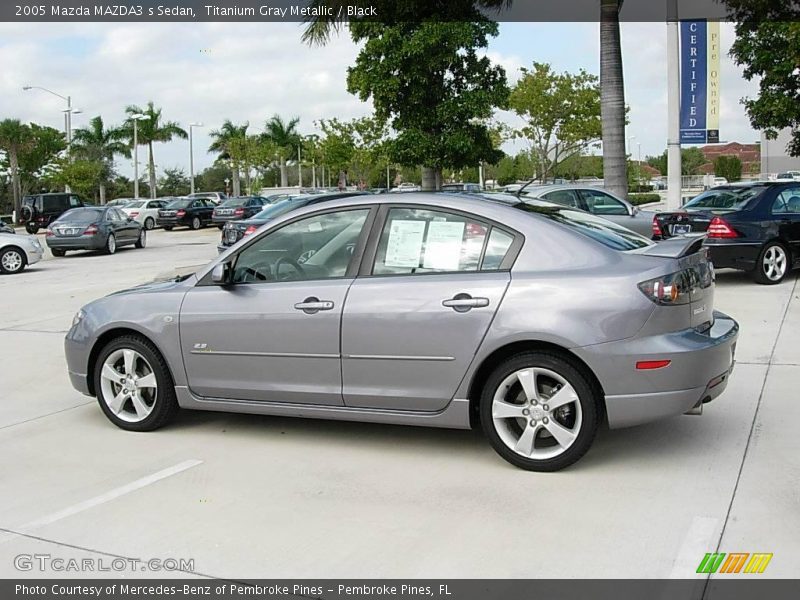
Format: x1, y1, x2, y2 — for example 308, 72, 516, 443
46, 235, 105, 250
157, 217, 190, 227
705, 239, 762, 271
573, 311, 738, 428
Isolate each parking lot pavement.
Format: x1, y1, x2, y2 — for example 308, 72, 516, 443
0, 232, 797, 579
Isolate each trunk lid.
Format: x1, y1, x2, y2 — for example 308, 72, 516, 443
653, 210, 714, 238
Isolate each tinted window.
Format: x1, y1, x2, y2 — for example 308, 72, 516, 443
513, 202, 653, 251
684, 187, 762, 212
54, 208, 102, 224
166, 199, 191, 209
581, 190, 628, 215
43, 195, 68, 211
232, 209, 369, 284
372, 208, 490, 275
542, 190, 581, 209
252, 198, 311, 220
774, 188, 800, 213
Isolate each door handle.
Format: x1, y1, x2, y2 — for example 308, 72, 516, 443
294, 297, 334, 314
442, 294, 490, 312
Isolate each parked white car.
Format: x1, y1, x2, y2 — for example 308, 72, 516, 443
120, 199, 168, 230
712, 177, 729, 187
0, 231, 44, 274
389, 182, 422, 193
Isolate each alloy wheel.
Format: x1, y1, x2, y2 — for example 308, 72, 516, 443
107, 234, 116, 254
99, 348, 158, 423
491, 367, 583, 460
763, 245, 787, 282
1, 249, 24, 273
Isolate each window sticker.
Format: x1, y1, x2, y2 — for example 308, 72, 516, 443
423, 221, 465, 270
385, 220, 426, 267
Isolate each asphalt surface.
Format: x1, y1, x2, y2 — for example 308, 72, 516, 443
0, 227, 797, 579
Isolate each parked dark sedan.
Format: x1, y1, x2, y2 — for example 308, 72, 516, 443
157, 197, 215, 230
218, 192, 368, 253
653, 182, 800, 284
46, 207, 145, 256
211, 196, 270, 227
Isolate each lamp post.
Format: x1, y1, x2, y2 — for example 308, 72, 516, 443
188, 122, 203, 194
637, 142, 642, 187
297, 145, 303, 188
129, 113, 149, 199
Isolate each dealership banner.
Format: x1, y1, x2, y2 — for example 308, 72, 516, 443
680, 19, 721, 144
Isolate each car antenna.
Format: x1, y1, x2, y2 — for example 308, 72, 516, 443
515, 178, 538, 199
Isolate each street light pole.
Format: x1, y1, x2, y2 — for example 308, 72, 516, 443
189, 123, 203, 195
297, 145, 302, 188
667, 0, 682, 209
130, 113, 148, 199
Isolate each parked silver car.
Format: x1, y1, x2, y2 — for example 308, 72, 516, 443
0, 231, 44, 274
64, 193, 738, 471
521, 185, 657, 238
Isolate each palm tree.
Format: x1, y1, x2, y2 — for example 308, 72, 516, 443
121, 102, 187, 198
72, 116, 130, 204
600, 0, 628, 198
208, 120, 249, 197
0, 119, 32, 223
263, 115, 301, 187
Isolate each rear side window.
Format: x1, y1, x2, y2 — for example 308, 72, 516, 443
372, 208, 511, 275
580, 190, 628, 215
542, 190, 581, 209
773, 188, 800, 213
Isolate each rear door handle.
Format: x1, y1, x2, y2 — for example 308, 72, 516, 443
294, 297, 334, 314
442, 294, 490, 312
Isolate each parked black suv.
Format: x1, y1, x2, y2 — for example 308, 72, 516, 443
21, 193, 85, 234
157, 197, 215, 230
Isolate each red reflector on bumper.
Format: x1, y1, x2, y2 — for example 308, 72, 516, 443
636, 360, 672, 370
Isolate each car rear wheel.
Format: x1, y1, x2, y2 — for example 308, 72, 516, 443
51, 248, 66, 257
25, 223, 39, 234
190, 216, 201, 230
163, 226, 173, 231
0, 247, 26, 274
480, 352, 599, 471
135, 228, 146, 249
753, 241, 789, 285
144, 217, 155, 230
94, 335, 179, 431
105, 233, 116, 255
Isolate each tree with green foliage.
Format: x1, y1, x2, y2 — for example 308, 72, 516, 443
195, 162, 232, 195
648, 148, 709, 176
0, 119, 33, 221
158, 167, 191, 197
509, 62, 601, 183
120, 102, 187, 198
71, 116, 130, 204
263, 115, 301, 187
208, 120, 249, 196
49, 159, 105, 201
714, 155, 743, 182
304, 2, 508, 190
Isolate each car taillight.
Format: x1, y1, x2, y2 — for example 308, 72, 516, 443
651, 216, 662, 237
84, 224, 98, 235
244, 225, 257, 236
45, 228, 54, 237
176, 209, 186, 217
639, 268, 701, 306
234, 207, 245, 215
129, 211, 139, 217
707, 216, 738, 238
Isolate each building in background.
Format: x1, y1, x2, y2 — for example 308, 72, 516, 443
698, 141, 761, 175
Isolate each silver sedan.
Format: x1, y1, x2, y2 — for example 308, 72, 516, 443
521, 184, 657, 237
0, 231, 44, 274
64, 193, 737, 471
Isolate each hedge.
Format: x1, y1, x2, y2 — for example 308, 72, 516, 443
628, 193, 661, 206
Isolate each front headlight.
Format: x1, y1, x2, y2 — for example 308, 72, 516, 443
72, 309, 85, 328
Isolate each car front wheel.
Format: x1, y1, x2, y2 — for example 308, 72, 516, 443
135, 228, 146, 249
480, 352, 600, 472
94, 335, 179, 431
190, 216, 201, 230
0, 247, 26, 274
753, 241, 790, 285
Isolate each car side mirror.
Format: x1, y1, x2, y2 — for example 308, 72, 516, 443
211, 262, 231, 285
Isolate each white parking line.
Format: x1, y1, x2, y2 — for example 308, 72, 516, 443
0, 459, 202, 544
669, 516, 721, 578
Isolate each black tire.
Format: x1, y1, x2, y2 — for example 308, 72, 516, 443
0, 246, 26, 274
25, 223, 39, 235
51, 248, 66, 257
93, 335, 179, 431
480, 351, 600, 472
190, 216, 201, 230
105, 233, 116, 255
135, 228, 146, 249
752, 241, 791, 285
163, 226, 173, 231
144, 217, 155, 230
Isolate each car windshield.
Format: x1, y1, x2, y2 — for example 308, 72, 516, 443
54, 208, 102, 224
220, 198, 248, 207
505, 199, 653, 251
683, 187, 763, 212
165, 199, 191, 209
251, 197, 310, 220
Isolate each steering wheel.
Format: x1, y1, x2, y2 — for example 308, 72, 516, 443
241, 265, 270, 283
274, 256, 306, 281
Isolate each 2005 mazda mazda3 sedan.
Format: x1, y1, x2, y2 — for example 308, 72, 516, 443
65, 193, 738, 471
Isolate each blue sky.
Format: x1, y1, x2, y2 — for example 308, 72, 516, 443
0, 21, 759, 179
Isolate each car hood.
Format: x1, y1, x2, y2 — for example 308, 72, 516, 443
107, 276, 194, 298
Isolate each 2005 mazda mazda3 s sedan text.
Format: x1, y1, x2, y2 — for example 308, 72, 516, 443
65, 193, 738, 471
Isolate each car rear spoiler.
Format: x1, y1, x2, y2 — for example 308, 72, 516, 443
635, 234, 707, 259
